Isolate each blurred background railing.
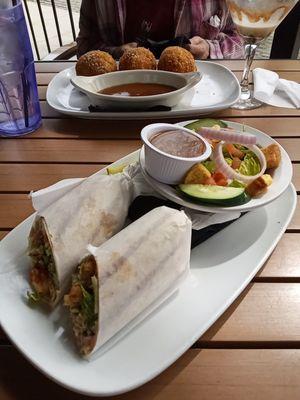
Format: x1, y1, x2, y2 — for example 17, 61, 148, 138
23, 0, 79, 60
24, 0, 299, 61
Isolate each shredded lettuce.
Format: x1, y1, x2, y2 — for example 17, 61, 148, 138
80, 284, 97, 329
202, 160, 215, 173
27, 290, 40, 306
202, 158, 232, 173
91, 276, 98, 315
238, 153, 260, 176
229, 180, 246, 188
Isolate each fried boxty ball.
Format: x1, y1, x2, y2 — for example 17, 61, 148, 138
76, 50, 117, 76
158, 46, 197, 73
119, 47, 156, 71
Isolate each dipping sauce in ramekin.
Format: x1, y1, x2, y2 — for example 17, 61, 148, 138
150, 129, 205, 158
141, 123, 211, 184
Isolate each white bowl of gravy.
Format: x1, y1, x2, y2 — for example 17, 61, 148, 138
70, 70, 202, 110
141, 123, 211, 184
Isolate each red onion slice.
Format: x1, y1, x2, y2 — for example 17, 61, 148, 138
213, 141, 266, 184
199, 127, 257, 146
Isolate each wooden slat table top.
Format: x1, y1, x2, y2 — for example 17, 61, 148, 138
1, 60, 300, 399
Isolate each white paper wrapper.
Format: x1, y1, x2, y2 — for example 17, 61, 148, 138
30, 162, 241, 234
83, 206, 191, 357
29, 172, 133, 305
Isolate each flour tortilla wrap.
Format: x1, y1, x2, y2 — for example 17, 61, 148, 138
28, 173, 133, 306
64, 206, 191, 356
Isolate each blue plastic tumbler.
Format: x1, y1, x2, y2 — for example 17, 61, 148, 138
0, 0, 41, 137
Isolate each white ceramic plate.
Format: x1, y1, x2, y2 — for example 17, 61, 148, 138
140, 120, 293, 213
0, 150, 296, 396
46, 62, 240, 120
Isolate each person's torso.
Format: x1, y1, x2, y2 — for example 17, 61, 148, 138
124, 0, 176, 42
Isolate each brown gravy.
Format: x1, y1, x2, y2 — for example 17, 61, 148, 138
150, 129, 205, 158
99, 83, 177, 96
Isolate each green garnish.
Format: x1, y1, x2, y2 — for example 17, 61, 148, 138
80, 284, 97, 329
27, 290, 40, 306
229, 180, 246, 188
202, 158, 232, 173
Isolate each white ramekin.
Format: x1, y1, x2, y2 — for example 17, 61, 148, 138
140, 123, 212, 184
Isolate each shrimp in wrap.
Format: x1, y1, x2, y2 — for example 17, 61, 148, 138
28, 172, 133, 307
64, 206, 191, 356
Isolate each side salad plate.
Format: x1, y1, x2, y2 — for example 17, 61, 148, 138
140, 120, 293, 213
46, 61, 240, 120
0, 149, 296, 396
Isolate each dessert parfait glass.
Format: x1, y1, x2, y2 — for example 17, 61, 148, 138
226, 0, 299, 109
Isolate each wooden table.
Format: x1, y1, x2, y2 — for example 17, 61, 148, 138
1, 60, 300, 400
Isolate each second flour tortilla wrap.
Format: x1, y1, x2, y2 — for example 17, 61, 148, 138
65, 206, 192, 356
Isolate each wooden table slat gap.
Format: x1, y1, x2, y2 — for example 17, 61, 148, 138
14, 134, 300, 140
0, 161, 112, 165
194, 341, 300, 349
253, 277, 300, 283
0, 191, 29, 195
10, 136, 140, 141
34, 113, 300, 120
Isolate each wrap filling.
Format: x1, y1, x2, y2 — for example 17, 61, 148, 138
28, 217, 59, 304
64, 256, 98, 355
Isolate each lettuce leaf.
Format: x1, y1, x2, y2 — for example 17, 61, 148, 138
238, 153, 260, 176
27, 290, 40, 306
202, 158, 232, 173
80, 284, 97, 329
202, 160, 216, 173
229, 180, 246, 188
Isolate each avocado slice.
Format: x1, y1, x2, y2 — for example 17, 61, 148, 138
184, 119, 228, 131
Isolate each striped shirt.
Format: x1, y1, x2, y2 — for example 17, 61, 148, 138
76, 0, 244, 59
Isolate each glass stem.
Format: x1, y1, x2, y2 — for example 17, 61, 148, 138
240, 43, 257, 98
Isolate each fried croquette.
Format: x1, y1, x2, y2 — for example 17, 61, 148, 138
119, 47, 156, 70
76, 50, 117, 76
158, 46, 197, 73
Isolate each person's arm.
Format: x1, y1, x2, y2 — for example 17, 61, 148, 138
187, 36, 210, 59
76, 0, 137, 58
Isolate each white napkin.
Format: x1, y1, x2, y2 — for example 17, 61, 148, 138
30, 163, 241, 231
253, 68, 300, 109
209, 15, 221, 28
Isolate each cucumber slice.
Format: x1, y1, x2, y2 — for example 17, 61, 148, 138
184, 118, 227, 131
178, 184, 250, 206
